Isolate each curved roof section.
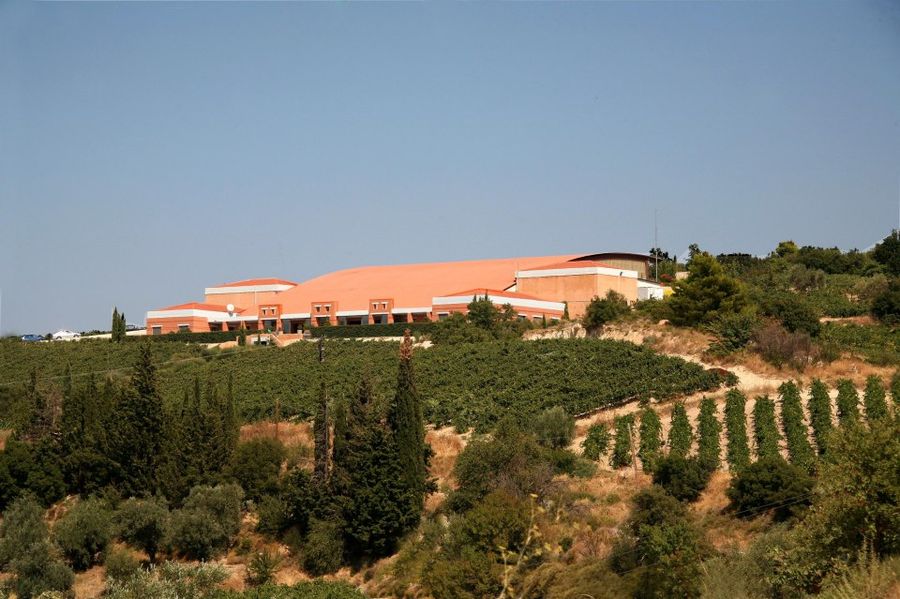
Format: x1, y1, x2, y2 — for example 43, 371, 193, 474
216, 278, 298, 287
279, 255, 580, 313
157, 302, 245, 313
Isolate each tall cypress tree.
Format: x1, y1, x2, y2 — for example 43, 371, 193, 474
386, 331, 430, 512
697, 398, 722, 471
667, 403, 693, 459
807, 379, 833, 455
724, 389, 751, 472
111, 308, 120, 342
637, 408, 662, 472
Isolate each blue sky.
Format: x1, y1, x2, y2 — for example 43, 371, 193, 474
1, 1, 899, 335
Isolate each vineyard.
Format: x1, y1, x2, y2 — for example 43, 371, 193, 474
0, 338, 729, 431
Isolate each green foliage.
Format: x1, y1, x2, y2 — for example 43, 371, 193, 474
667, 402, 693, 459
0, 496, 47, 569
301, 518, 344, 576
726, 456, 813, 521
245, 549, 280, 587
835, 379, 860, 428
52, 498, 112, 571
583, 290, 630, 331
820, 322, 900, 365
777, 381, 815, 471
0, 439, 65, 511
169, 484, 243, 560
724, 389, 751, 471
651, 456, 711, 502
637, 408, 663, 472
752, 396, 781, 460
422, 545, 502, 599
610, 415, 634, 469
893, 370, 900, 408
452, 491, 528, 555
752, 323, 817, 369
872, 232, 900, 275
863, 375, 889, 421
103, 561, 227, 599
871, 280, 900, 324
111, 307, 127, 343
580, 423, 611, 461
762, 295, 821, 336
696, 398, 721, 472
227, 438, 285, 501
114, 496, 169, 564
669, 251, 748, 327
818, 554, 900, 599
211, 581, 367, 599
103, 549, 141, 582
705, 311, 758, 354
531, 406, 575, 450
310, 321, 436, 339
808, 378, 834, 455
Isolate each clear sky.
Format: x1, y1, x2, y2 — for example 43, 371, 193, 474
1, 1, 899, 335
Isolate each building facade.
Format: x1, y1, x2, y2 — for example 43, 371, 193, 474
145, 253, 662, 334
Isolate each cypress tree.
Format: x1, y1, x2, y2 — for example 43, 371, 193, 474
724, 389, 751, 472
778, 381, 814, 470
637, 408, 662, 472
863, 375, 888, 422
667, 403, 693, 459
610, 414, 634, 469
752, 396, 781, 460
386, 331, 431, 511
111, 308, 120, 342
835, 379, 860, 428
221, 373, 239, 463
697, 398, 721, 472
807, 378, 833, 455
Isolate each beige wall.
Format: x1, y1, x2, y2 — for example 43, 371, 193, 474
517, 273, 638, 318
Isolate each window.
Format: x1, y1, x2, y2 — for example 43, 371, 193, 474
325, 305, 331, 312
178, 324, 190, 333
152, 326, 162, 336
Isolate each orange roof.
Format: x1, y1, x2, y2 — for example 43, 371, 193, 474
443, 288, 549, 301
214, 278, 297, 287
525, 259, 617, 271
158, 302, 244, 312
278, 255, 581, 313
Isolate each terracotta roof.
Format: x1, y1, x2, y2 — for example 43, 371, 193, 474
524, 260, 617, 271
214, 278, 297, 287
277, 255, 581, 313
158, 302, 244, 312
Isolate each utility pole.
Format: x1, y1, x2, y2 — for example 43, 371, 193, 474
654, 209, 659, 282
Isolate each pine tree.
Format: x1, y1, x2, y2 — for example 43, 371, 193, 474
778, 381, 814, 470
807, 379, 833, 455
724, 389, 751, 471
863, 375, 888, 422
610, 415, 634, 469
387, 331, 431, 513
752, 396, 781, 460
697, 398, 722, 471
637, 408, 662, 472
667, 403, 693, 459
836, 379, 860, 428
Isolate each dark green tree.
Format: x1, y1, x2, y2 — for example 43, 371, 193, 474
667, 403, 693, 459
582, 290, 630, 332
778, 381, 814, 470
807, 378, 833, 455
59, 375, 115, 494
835, 379, 860, 428
697, 397, 722, 472
669, 251, 748, 326
863, 375, 888, 422
467, 295, 499, 331
724, 389, 751, 472
313, 381, 330, 483
871, 231, 900, 275
638, 408, 663, 472
752, 396, 781, 461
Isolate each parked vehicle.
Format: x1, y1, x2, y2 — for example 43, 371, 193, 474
125, 323, 144, 331
20, 334, 45, 342
52, 329, 81, 341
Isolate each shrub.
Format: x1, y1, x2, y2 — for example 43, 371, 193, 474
609, 415, 634, 469
245, 549, 280, 587
696, 398, 721, 471
255, 495, 287, 536
724, 389, 751, 472
765, 296, 821, 336
705, 311, 758, 354
667, 403, 693, 459
637, 408, 663, 472
580, 423, 611, 461
651, 455, 711, 502
863, 375, 888, 421
870, 280, 900, 324
227, 438, 286, 501
0, 495, 47, 568
301, 518, 344, 576
753, 323, 817, 369
835, 379, 860, 428
668, 251, 748, 326
583, 290, 630, 331
453, 491, 529, 555
9, 542, 74, 599
778, 381, 814, 471
102, 561, 227, 599
169, 484, 243, 560
114, 497, 169, 563
279, 468, 318, 536
422, 544, 502, 599
752, 396, 781, 460
104, 549, 141, 582
52, 498, 113, 570
892, 370, 900, 408
807, 378, 834, 455
530, 406, 574, 450
726, 457, 813, 521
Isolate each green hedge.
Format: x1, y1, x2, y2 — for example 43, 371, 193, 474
309, 322, 437, 339
139, 331, 247, 344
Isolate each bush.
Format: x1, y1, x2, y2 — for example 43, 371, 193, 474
724, 389, 751, 472
453, 491, 529, 555
835, 379, 860, 428
422, 545, 502, 599
580, 423, 611, 461
245, 549, 280, 587
169, 484, 243, 560
726, 457, 813, 521
301, 518, 343, 576
114, 497, 170, 563
892, 370, 900, 408
609, 415, 634, 469
863, 375, 888, 421
651, 455, 711, 502
807, 378, 834, 455
637, 408, 663, 472
777, 381, 814, 471
764, 296, 821, 336
0, 495, 47, 568
666, 403, 693, 459
9, 542, 74, 599
53, 498, 113, 570
752, 322, 817, 369
255, 495, 287, 536
102, 561, 227, 599
705, 311, 758, 354
870, 280, 900, 324
104, 549, 141, 582
227, 438, 286, 501
583, 290, 630, 331
530, 406, 574, 450
696, 398, 721, 472
752, 396, 781, 460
